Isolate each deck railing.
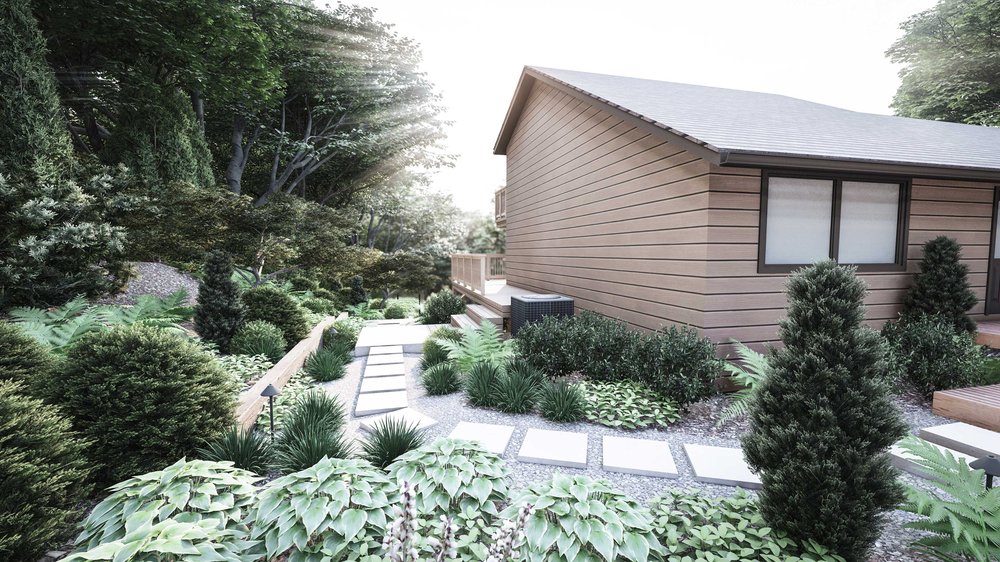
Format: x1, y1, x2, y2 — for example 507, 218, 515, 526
495, 187, 507, 226
451, 253, 504, 294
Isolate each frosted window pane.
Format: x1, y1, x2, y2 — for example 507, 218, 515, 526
764, 177, 833, 264
838, 181, 900, 264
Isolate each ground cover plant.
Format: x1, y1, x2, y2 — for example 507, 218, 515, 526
214, 352, 273, 384
581, 380, 680, 429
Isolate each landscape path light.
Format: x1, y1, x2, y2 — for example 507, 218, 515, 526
261, 383, 280, 442
970, 454, 1000, 489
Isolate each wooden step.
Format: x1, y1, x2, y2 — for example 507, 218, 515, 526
450, 313, 477, 330
919, 422, 1000, 458
466, 304, 502, 327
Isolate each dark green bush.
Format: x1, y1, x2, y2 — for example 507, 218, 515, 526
300, 296, 336, 315
0, 321, 58, 394
903, 236, 978, 333
421, 362, 461, 395
539, 380, 586, 422
420, 290, 465, 324
465, 361, 502, 408
348, 275, 367, 305
0, 381, 92, 561
420, 339, 451, 371
574, 312, 644, 381
383, 301, 408, 319
196, 426, 272, 475
642, 325, 722, 406
52, 325, 237, 484
193, 250, 244, 352
883, 315, 985, 396
496, 358, 543, 413
242, 286, 309, 345
229, 320, 287, 361
514, 314, 579, 376
304, 347, 349, 382
361, 417, 425, 469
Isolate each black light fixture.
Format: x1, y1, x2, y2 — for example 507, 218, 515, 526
970, 454, 1000, 489
261, 384, 280, 441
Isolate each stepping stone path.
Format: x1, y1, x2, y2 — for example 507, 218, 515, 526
359, 375, 407, 394
369, 345, 403, 355
448, 421, 515, 455
355, 390, 408, 416
920, 422, 1000, 458
890, 441, 975, 480
683, 444, 761, 489
367, 353, 405, 365
602, 436, 678, 478
364, 363, 407, 378
359, 408, 438, 432
518, 428, 588, 468
353, 344, 409, 417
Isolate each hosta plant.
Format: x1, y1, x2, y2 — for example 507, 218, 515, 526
718, 340, 769, 426
504, 474, 665, 562
438, 321, 514, 372
64, 518, 253, 562
246, 457, 398, 562
581, 380, 680, 429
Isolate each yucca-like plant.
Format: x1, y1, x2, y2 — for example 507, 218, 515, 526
900, 437, 1000, 561
717, 340, 769, 427
304, 347, 349, 382
495, 362, 542, 414
465, 361, 502, 408
420, 339, 452, 371
274, 390, 352, 474
362, 418, 426, 469
422, 362, 462, 395
196, 426, 272, 475
539, 380, 586, 422
438, 321, 514, 372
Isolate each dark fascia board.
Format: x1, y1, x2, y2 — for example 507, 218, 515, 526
720, 151, 1000, 183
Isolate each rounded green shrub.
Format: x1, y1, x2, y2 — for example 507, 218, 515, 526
883, 314, 985, 396
53, 325, 237, 483
327, 317, 363, 350
420, 290, 465, 324
420, 338, 451, 371
383, 301, 408, 319
539, 380, 586, 422
421, 362, 461, 395
0, 381, 92, 561
0, 320, 58, 394
242, 285, 309, 345
229, 320, 286, 361
300, 296, 336, 315
642, 325, 722, 407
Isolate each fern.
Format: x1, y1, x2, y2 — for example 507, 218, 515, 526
345, 302, 383, 320
438, 321, 514, 373
717, 340, 769, 426
900, 437, 1000, 562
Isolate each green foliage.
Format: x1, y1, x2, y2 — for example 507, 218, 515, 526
329, 317, 364, 350
214, 353, 273, 384
242, 285, 309, 345
883, 314, 986, 396
347, 301, 384, 320
0, 381, 92, 561
194, 250, 244, 352
903, 236, 978, 333
581, 380, 680, 429
274, 390, 352, 474
573, 312, 644, 382
641, 325, 722, 407
387, 438, 511, 518
513, 314, 579, 376
420, 339, 451, 371
196, 426, 273, 475
506, 474, 665, 562
538, 380, 586, 422
259, 370, 315, 430
348, 275, 368, 305
429, 325, 463, 343
0, 320, 58, 394
465, 360, 502, 408
718, 340, 770, 426
247, 457, 398, 561
495, 358, 544, 414
650, 489, 846, 562
301, 295, 337, 315
361, 418, 426, 469
742, 261, 908, 562
421, 362, 462, 395
983, 358, 1000, 385
899, 437, 1000, 562
420, 290, 465, 324
52, 325, 237, 484
64, 518, 250, 562
305, 346, 350, 382
229, 320, 287, 361
383, 301, 409, 319
438, 321, 514, 373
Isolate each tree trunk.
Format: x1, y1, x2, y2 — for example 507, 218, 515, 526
226, 116, 247, 194
191, 90, 205, 132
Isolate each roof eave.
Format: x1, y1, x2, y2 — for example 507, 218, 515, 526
720, 151, 1000, 182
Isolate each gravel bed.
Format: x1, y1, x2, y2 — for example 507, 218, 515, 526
95, 261, 199, 305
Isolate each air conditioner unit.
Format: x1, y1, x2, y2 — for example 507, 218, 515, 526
510, 294, 574, 336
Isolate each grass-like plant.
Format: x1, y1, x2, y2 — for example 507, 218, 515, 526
196, 426, 272, 475
495, 357, 543, 414
438, 321, 514, 372
361, 418, 426, 469
274, 390, 352, 474
539, 380, 586, 422
465, 360, 502, 408
420, 339, 451, 371
581, 380, 680, 429
717, 340, 769, 426
421, 362, 462, 395
304, 346, 349, 382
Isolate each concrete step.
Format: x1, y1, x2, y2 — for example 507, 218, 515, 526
919, 422, 1000, 458
450, 313, 478, 330
890, 440, 976, 480
466, 304, 503, 327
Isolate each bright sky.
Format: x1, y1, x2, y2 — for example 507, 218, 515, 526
359, 0, 937, 212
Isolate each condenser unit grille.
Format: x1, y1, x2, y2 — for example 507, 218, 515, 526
510, 295, 574, 335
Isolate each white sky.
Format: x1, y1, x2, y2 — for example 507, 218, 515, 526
358, 0, 937, 212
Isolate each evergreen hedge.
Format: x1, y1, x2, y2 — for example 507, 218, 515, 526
194, 250, 244, 352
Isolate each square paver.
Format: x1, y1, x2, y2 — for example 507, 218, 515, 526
359, 375, 407, 394
364, 363, 406, 378
359, 408, 438, 432
890, 441, 975, 480
602, 436, 678, 478
683, 444, 761, 489
368, 345, 404, 355
354, 390, 407, 417
448, 422, 515, 455
367, 353, 404, 365
517, 429, 588, 468
920, 422, 1000, 458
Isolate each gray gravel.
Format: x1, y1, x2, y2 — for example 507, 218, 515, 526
95, 261, 199, 305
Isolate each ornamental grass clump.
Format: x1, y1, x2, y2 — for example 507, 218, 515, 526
420, 339, 452, 371
274, 390, 352, 474
742, 260, 907, 562
362, 418, 426, 469
229, 320, 286, 361
465, 360, 502, 408
196, 426, 273, 475
494, 358, 544, 414
304, 346, 350, 382
421, 362, 462, 395
538, 380, 586, 422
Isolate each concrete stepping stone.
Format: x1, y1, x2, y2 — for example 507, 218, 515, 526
369, 345, 403, 355
359, 375, 407, 394
354, 390, 407, 417
448, 422, 515, 455
920, 422, 1000, 458
359, 408, 438, 433
364, 363, 406, 378
602, 436, 678, 478
683, 444, 761, 489
517, 428, 588, 468
367, 353, 404, 366
890, 441, 976, 480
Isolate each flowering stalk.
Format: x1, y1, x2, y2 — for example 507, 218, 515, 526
432, 515, 458, 562
486, 503, 535, 562
382, 481, 418, 562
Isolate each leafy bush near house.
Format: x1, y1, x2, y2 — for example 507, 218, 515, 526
718, 340, 770, 426
883, 314, 985, 396
0, 320, 58, 393
465, 360, 502, 408
642, 325, 722, 406
52, 325, 237, 484
273, 390, 352, 474
361, 418, 426, 469
581, 380, 680, 429
573, 312, 644, 381
193, 250, 244, 353
504, 474, 665, 562
196, 426, 272, 475
229, 320, 286, 361
0, 381, 92, 562
304, 346, 350, 382
538, 380, 586, 422
903, 235, 978, 333
420, 290, 465, 324
513, 314, 578, 376
439, 321, 514, 372
242, 285, 309, 345
421, 362, 462, 395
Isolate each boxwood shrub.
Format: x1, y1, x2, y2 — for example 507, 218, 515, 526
229, 320, 287, 361
242, 285, 309, 345
420, 290, 465, 324
883, 314, 985, 396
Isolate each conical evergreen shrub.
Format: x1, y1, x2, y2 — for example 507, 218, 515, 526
742, 260, 907, 562
194, 250, 244, 352
902, 236, 977, 333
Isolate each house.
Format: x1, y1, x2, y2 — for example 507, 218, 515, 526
451, 66, 1000, 351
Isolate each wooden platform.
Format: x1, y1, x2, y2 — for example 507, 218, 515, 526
451, 279, 537, 314
933, 384, 1000, 432
976, 321, 1000, 348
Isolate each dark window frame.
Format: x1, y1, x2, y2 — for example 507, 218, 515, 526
757, 169, 911, 274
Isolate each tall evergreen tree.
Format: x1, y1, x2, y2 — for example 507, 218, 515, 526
742, 261, 907, 562
194, 250, 244, 352
902, 236, 977, 333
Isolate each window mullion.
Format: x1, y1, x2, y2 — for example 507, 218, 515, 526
830, 179, 842, 261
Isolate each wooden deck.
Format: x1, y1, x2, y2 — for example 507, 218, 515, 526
933, 384, 1000, 432
976, 320, 1000, 348
452, 279, 537, 314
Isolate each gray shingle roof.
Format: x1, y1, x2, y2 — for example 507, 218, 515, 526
526, 66, 1000, 174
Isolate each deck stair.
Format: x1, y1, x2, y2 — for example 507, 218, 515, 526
919, 422, 1000, 458
450, 313, 478, 330
933, 384, 1000, 431
466, 304, 503, 328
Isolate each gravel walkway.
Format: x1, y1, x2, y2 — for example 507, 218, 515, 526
95, 261, 199, 306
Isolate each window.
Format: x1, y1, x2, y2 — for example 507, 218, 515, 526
759, 171, 908, 272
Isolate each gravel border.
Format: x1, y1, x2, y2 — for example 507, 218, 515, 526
95, 261, 199, 306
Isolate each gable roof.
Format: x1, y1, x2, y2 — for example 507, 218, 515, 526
494, 66, 1000, 181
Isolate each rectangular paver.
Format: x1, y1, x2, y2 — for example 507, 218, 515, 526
920, 422, 1000, 458
517, 428, 588, 468
359, 375, 407, 394
448, 422, 515, 455
364, 363, 406, 378
354, 390, 407, 417
367, 353, 404, 365
890, 441, 975, 480
369, 345, 403, 355
360, 408, 438, 433
602, 436, 678, 478
683, 444, 761, 489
